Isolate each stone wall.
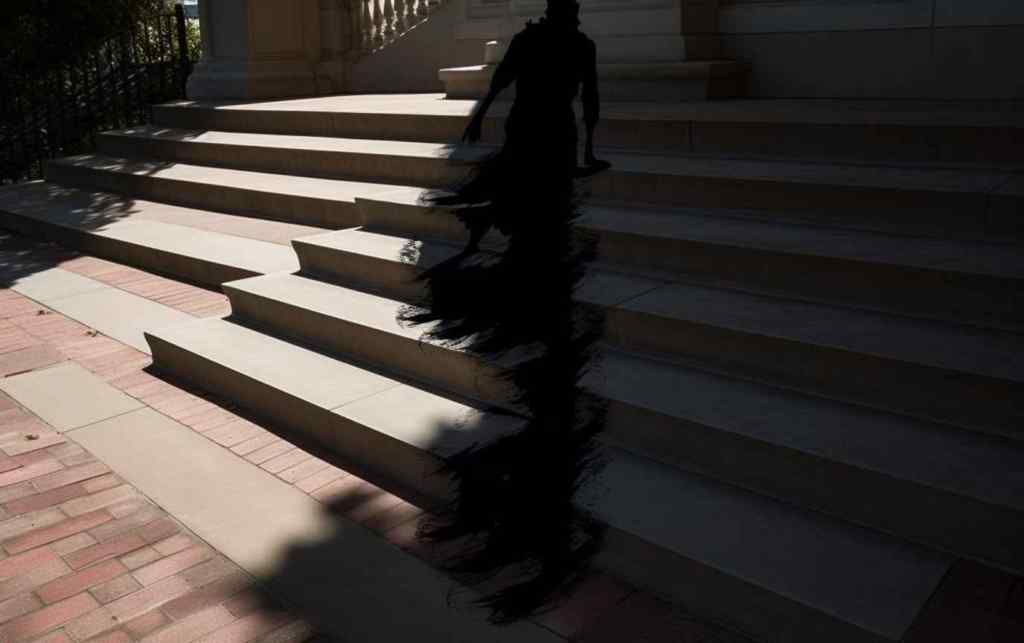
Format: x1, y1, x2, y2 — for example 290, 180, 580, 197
346, 0, 474, 94
189, 0, 1023, 101
719, 0, 1024, 99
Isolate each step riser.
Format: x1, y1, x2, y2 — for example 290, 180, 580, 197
96, 134, 463, 190
46, 161, 362, 229
606, 400, 1024, 573
153, 105, 693, 158
294, 241, 425, 302
592, 174, 1001, 237
358, 198, 1024, 330
612, 311, 1024, 442
97, 134, 1020, 240
0, 207, 254, 288
153, 105, 1024, 166
688, 121, 1024, 167
295, 239, 1024, 441
597, 528, 887, 643
146, 331, 456, 502
147, 326, 884, 643
226, 283, 1024, 573
153, 105, 486, 147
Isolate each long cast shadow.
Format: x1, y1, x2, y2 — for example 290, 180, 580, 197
394, 0, 615, 623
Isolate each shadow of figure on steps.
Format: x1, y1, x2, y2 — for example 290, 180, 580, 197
397, 0, 614, 624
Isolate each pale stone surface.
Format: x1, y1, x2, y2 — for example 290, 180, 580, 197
70, 406, 559, 643
148, 318, 399, 410
97, 222, 299, 278
43, 287, 192, 354
226, 272, 1024, 515
94, 124, 1014, 196
582, 204, 1024, 277
719, 0, 934, 34
187, 0, 321, 100
337, 384, 519, 458
584, 449, 951, 640
0, 363, 143, 432
144, 317, 950, 640
358, 190, 1024, 279
618, 281, 1024, 383
51, 155, 410, 215
284, 224, 1024, 383
156, 93, 1024, 128
225, 273, 424, 343
589, 350, 1024, 512
9, 268, 107, 304
103, 126, 463, 160
0, 182, 302, 280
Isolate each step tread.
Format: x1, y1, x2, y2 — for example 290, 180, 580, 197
51, 153, 414, 204
158, 95, 1024, 129
0, 181, 302, 274
102, 126, 1013, 194
441, 60, 748, 79
104, 125, 468, 161
364, 186, 1024, 279
228, 272, 1024, 513
147, 315, 952, 640
295, 228, 1024, 383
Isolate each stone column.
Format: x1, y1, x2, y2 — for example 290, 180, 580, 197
187, 0, 323, 100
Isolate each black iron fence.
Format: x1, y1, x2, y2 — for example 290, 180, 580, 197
0, 5, 197, 185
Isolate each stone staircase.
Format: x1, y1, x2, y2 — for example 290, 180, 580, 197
0, 94, 1022, 643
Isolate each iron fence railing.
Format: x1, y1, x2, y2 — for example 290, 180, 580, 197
0, 5, 197, 185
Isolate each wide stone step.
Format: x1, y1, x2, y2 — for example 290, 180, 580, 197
357, 188, 1024, 331
223, 271, 1024, 572
152, 95, 1024, 166
439, 61, 749, 102
95, 126, 1021, 241
145, 315, 951, 643
292, 228, 1024, 441
0, 182, 303, 287
46, 154, 412, 229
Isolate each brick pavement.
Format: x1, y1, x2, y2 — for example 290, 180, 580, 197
0, 393, 316, 643
1, 235, 1020, 642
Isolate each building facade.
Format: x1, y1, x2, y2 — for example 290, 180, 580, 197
187, 0, 1024, 101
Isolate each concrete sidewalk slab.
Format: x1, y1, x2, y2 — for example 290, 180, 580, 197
44, 287, 193, 353
0, 362, 142, 431
8, 268, 108, 304
71, 406, 560, 643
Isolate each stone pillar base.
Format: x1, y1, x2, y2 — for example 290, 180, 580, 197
188, 0, 322, 101
187, 60, 319, 101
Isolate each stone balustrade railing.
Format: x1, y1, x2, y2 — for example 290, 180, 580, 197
350, 0, 446, 56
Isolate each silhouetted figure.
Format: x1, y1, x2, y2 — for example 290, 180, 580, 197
399, 0, 608, 624
438, 0, 610, 251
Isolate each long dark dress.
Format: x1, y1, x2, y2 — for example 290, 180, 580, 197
399, 18, 607, 623
453, 19, 599, 241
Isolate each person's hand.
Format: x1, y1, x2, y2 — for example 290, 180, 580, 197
463, 114, 484, 143
585, 147, 610, 170
578, 143, 611, 177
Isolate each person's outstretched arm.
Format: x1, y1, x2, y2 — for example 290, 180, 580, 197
464, 38, 521, 142
581, 37, 601, 165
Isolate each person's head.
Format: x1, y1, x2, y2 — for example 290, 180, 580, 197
545, 0, 581, 28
